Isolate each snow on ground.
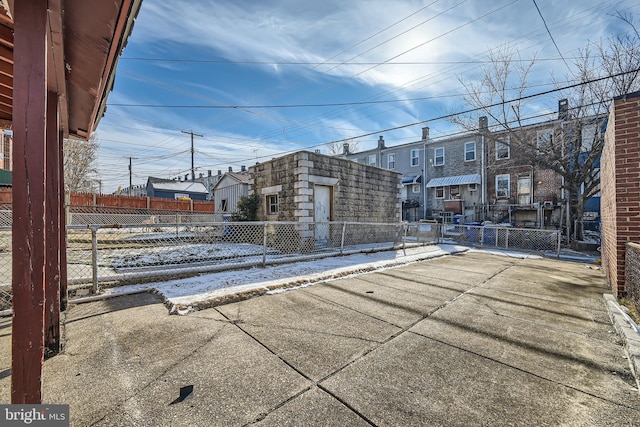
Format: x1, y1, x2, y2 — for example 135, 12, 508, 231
84, 244, 552, 314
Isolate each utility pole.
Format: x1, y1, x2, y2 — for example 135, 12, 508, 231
127, 157, 137, 195
182, 130, 203, 181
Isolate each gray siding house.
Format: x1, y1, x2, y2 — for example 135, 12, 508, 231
424, 132, 484, 222
213, 168, 250, 213
146, 177, 209, 200
342, 129, 429, 221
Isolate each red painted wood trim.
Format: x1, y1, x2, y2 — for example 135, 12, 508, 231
59, 132, 68, 312
45, 91, 61, 356
12, 0, 48, 404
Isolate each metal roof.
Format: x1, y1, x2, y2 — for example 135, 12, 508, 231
401, 175, 422, 184
426, 174, 481, 188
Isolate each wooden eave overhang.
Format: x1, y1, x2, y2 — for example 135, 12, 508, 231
1, 0, 142, 139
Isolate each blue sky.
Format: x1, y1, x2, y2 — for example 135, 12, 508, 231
94, 0, 639, 193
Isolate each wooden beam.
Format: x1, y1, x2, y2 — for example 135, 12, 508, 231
47, 0, 67, 137
12, 0, 47, 404
45, 91, 60, 356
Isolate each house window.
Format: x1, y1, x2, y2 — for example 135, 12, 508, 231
410, 149, 420, 166
464, 141, 476, 161
388, 153, 396, 169
434, 147, 444, 166
496, 138, 510, 160
368, 154, 377, 166
469, 183, 477, 191
435, 187, 444, 199
496, 174, 510, 199
537, 129, 553, 152
412, 183, 420, 194
267, 195, 278, 214
220, 199, 228, 211
450, 185, 460, 198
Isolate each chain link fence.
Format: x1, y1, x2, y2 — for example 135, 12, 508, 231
0, 208, 562, 312
441, 223, 560, 253
63, 221, 411, 290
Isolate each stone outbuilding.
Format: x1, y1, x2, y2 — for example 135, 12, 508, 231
251, 150, 401, 223
250, 151, 402, 248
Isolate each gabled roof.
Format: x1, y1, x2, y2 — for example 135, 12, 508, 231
213, 171, 251, 190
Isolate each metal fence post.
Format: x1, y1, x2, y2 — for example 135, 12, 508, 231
262, 222, 268, 267
402, 223, 407, 250
556, 229, 562, 258
480, 226, 485, 247
505, 228, 509, 249
340, 222, 346, 255
91, 225, 99, 293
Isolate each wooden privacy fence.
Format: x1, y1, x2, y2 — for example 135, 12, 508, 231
0, 188, 215, 212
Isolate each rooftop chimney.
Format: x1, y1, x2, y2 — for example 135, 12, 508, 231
343, 142, 350, 155
228, 166, 233, 173
208, 170, 212, 177
479, 116, 488, 132
185, 174, 188, 181
199, 172, 203, 178
421, 127, 429, 141
378, 135, 385, 149
217, 170, 222, 176
241, 165, 246, 172
558, 99, 568, 120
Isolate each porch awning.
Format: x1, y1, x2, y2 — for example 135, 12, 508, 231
401, 175, 422, 184
425, 173, 481, 188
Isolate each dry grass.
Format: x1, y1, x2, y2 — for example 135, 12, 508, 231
619, 298, 640, 325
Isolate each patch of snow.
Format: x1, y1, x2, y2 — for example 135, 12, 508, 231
101, 244, 468, 310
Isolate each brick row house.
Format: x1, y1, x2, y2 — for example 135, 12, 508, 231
343, 99, 604, 229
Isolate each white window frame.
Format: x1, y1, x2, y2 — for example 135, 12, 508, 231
435, 186, 444, 199
434, 147, 445, 166
410, 149, 420, 167
464, 141, 476, 161
412, 183, 420, 194
496, 174, 510, 199
388, 153, 396, 169
449, 185, 460, 198
267, 194, 278, 214
469, 183, 477, 192
496, 138, 510, 160
368, 154, 377, 166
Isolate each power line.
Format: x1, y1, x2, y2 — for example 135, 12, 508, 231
531, 0, 572, 73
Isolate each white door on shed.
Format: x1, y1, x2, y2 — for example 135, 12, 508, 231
314, 185, 331, 245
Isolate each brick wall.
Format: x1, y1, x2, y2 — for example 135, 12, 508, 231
625, 243, 640, 312
251, 151, 402, 223
601, 91, 640, 297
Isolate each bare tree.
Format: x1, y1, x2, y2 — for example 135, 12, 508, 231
63, 136, 99, 193
452, 15, 640, 240
325, 140, 360, 156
